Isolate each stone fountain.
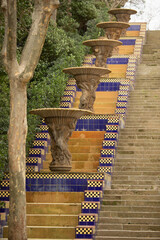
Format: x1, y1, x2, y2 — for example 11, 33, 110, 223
83, 39, 122, 67
63, 67, 110, 111
108, 8, 137, 23
96, 22, 130, 39
30, 108, 92, 172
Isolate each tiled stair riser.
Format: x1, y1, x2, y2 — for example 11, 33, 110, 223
76, 179, 104, 239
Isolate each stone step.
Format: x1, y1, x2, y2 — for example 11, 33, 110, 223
3, 226, 75, 239
126, 100, 160, 104
70, 131, 105, 139
111, 184, 160, 190
26, 214, 78, 226
117, 141, 160, 147
99, 211, 160, 218
121, 125, 160, 128
117, 146, 160, 151
127, 106, 160, 110
114, 165, 160, 172
120, 128, 160, 133
96, 229, 160, 237
123, 123, 160, 127
112, 180, 160, 186
102, 199, 160, 206
127, 103, 160, 106
100, 205, 160, 213
112, 175, 160, 181
69, 145, 102, 153
102, 195, 160, 201
95, 237, 160, 240
117, 135, 160, 140
97, 223, 160, 231
26, 203, 81, 214
113, 171, 160, 176
104, 189, 159, 196
68, 138, 103, 145
2, 239, 75, 240
113, 164, 160, 169
47, 145, 102, 155
116, 154, 160, 161
26, 192, 84, 203
113, 167, 160, 173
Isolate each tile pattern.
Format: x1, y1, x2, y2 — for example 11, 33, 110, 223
75, 115, 120, 131
76, 226, 95, 238
79, 214, 98, 226
81, 201, 100, 213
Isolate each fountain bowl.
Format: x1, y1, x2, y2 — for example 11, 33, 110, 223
108, 8, 137, 23
63, 66, 110, 76
83, 39, 122, 66
63, 67, 111, 111
96, 22, 130, 39
83, 39, 122, 48
30, 108, 92, 172
30, 108, 92, 119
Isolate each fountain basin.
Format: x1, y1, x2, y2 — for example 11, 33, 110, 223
63, 67, 110, 111
83, 39, 122, 67
96, 22, 130, 39
30, 108, 92, 172
108, 8, 137, 23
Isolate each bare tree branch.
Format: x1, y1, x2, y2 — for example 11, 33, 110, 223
19, 0, 59, 83
104, 0, 128, 9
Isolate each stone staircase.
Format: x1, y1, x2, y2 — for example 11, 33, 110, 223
3, 192, 84, 239
95, 31, 160, 239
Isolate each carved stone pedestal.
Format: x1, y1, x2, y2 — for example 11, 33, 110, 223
63, 67, 110, 111
30, 108, 92, 172
83, 39, 122, 68
96, 22, 130, 40
108, 8, 137, 23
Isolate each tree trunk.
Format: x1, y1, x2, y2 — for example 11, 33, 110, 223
1, 1, 60, 239
8, 77, 28, 240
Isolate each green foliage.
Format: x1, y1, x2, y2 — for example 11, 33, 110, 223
71, 0, 97, 34
0, 72, 9, 179
0, 0, 110, 180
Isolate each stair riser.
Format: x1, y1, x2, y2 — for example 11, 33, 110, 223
104, 190, 159, 195
97, 224, 160, 231
102, 200, 160, 206
96, 230, 160, 237
95, 237, 160, 240
111, 185, 160, 190
101, 206, 160, 212
3, 227, 75, 239
112, 180, 160, 185
112, 176, 160, 181
26, 192, 84, 203
26, 203, 81, 215
102, 195, 160, 201
26, 215, 78, 226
